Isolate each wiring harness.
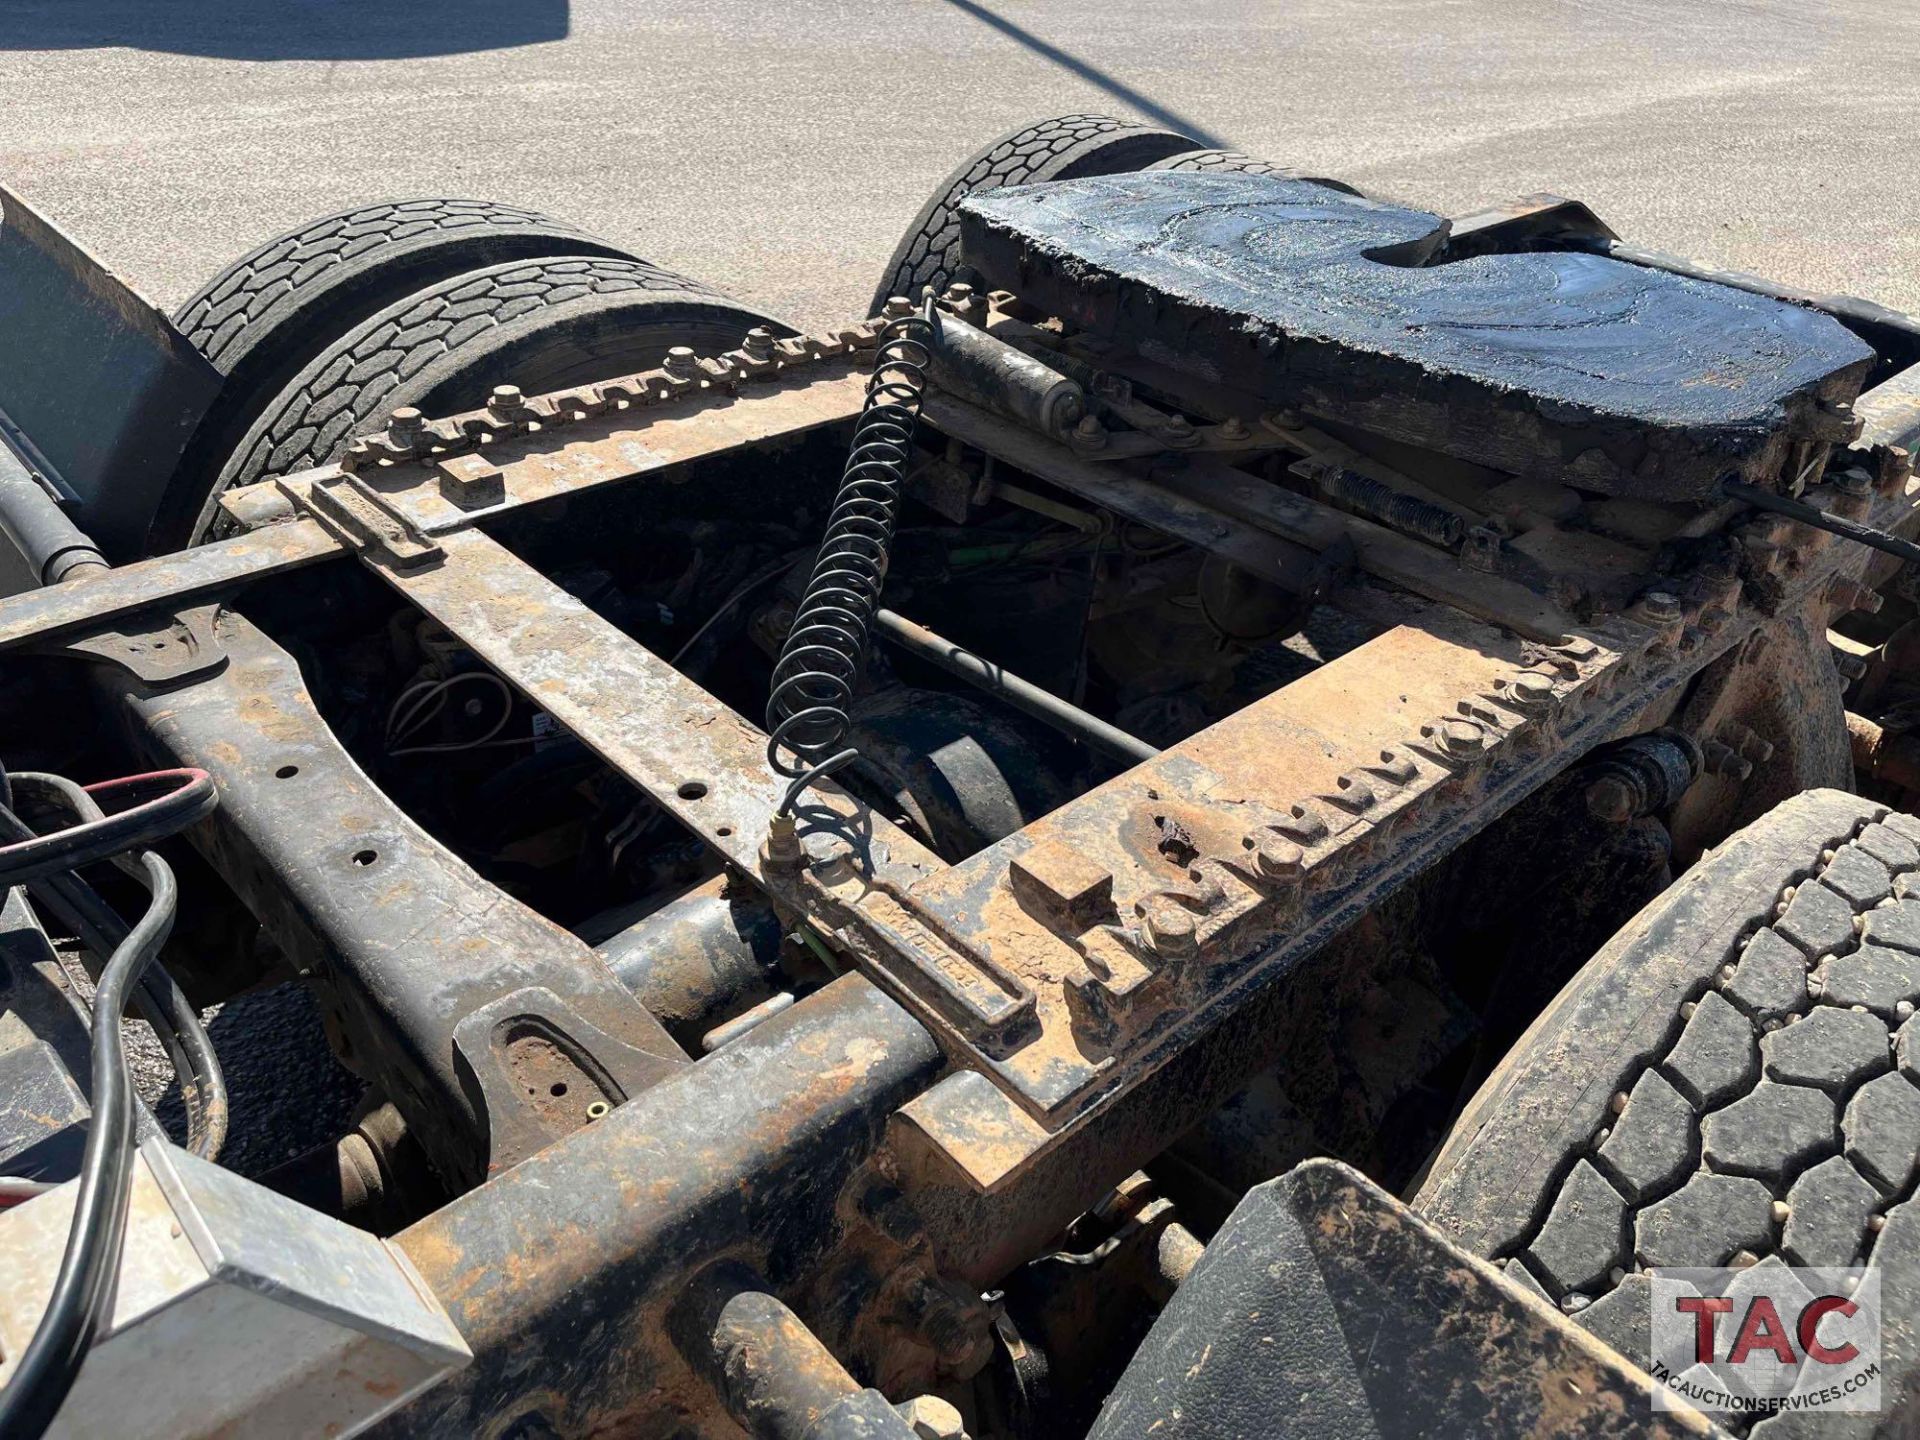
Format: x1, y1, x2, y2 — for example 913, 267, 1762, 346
0, 763, 219, 1440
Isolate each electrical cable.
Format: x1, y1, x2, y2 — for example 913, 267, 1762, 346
0, 769, 214, 890
0, 849, 177, 1440
3, 773, 227, 1160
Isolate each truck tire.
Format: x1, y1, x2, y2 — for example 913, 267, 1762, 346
160, 202, 645, 549
1416, 788, 1920, 1430
868, 114, 1198, 317
168, 253, 790, 544
1147, 147, 1362, 197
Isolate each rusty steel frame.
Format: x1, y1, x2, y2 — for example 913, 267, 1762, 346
4, 314, 1912, 1205
1, 242, 1918, 1433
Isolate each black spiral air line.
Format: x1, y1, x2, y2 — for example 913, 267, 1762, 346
765, 300, 935, 815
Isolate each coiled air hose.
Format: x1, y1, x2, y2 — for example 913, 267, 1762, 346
765, 299, 935, 815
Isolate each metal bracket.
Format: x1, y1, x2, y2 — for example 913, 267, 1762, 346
279, 473, 444, 570
49, 601, 227, 687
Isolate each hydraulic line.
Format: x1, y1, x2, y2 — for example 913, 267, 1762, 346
0, 768, 216, 886
765, 299, 934, 814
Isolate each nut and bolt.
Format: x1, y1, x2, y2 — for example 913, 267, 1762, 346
1217, 415, 1250, 441
1501, 672, 1556, 712
762, 813, 803, 872
1140, 898, 1197, 958
487, 384, 525, 415
1834, 467, 1875, 499
1250, 832, 1305, 883
1701, 740, 1755, 783
1633, 590, 1682, 626
1430, 718, 1483, 759
883, 295, 916, 318
386, 406, 425, 445
896, 1396, 967, 1440
1072, 413, 1108, 449
742, 326, 776, 360
663, 346, 700, 379
1157, 415, 1200, 448
1829, 576, 1884, 615
942, 282, 975, 305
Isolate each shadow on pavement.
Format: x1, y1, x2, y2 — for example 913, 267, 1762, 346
938, 0, 1223, 147
0, 0, 569, 60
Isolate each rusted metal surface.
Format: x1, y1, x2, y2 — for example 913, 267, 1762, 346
358, 525, 942, 890
331, 413, 1914, 1206
384, 975, 942, 1438
255, 364, 872, 541
0, 517, 341, 654
100, 613, 686, 1186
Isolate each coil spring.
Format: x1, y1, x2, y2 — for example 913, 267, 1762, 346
766, 302, 935, 814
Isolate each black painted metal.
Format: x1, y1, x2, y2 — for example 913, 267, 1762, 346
0, 184, 221, 560
959, 171, 1875, 499
1722, 478, 1920, 568
0, 445, 106, 586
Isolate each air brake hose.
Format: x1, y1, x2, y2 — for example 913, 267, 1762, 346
764, 298, 935, 815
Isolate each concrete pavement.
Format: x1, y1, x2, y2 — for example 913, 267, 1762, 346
2, 0, 1916, 333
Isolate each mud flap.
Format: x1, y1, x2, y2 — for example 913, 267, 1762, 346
1090, 1158, 1708, 1438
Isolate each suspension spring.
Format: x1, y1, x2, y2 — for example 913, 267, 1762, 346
765, 301, 935, 815
1308, 462, 1466, 550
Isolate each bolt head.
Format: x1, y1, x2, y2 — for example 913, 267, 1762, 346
488, 384, 523, 410
1436, 719, 1482, 757
1141, 899, 1197, 956
1251, 832, 1304, 882
743, 326, 774, 357
664, 346, 699, 376
943, 282, 974, 303
1635, 590, 1682, 623
897, 1396, 966, 1440
1836, 467, 1875, 498
387, 405, 423, 438
883, 295, 915, 318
